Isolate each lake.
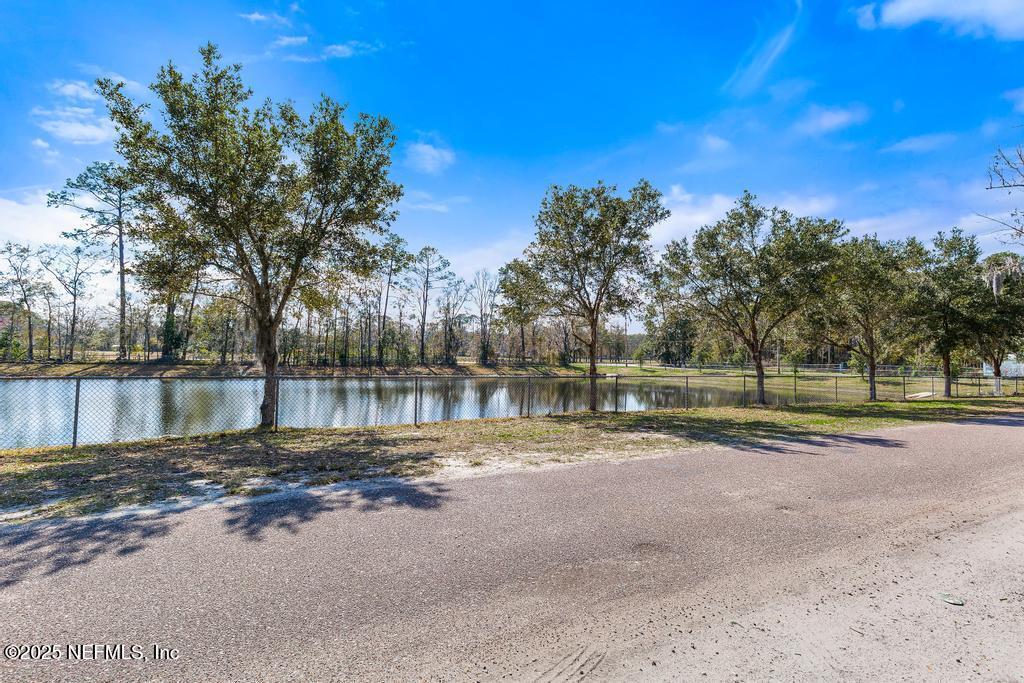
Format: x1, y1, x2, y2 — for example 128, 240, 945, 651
0, 373, 950, 449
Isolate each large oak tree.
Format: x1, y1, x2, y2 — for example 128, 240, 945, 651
525, 180, 667, 410
100, 43, 401, 426
663, 191, 844, 404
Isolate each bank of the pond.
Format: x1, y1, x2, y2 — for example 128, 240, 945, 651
2, 397, 1021, 522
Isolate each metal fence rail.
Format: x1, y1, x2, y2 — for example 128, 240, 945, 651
0, 373, 1018, 451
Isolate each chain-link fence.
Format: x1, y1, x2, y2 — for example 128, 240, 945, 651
0, 373, 1019, 450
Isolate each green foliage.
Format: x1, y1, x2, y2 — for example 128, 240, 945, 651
497, 258, 547, 361
972, 252, 1024, 372
525, 179, 667, 407
911, 229, 985, 362
100, 43, 401, 423
662, 191, 844, 398
803, 234, 923, 396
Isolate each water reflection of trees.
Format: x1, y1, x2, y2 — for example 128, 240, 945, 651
10, 373, 910, 449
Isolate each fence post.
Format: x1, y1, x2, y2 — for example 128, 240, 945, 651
273, 376, 281, 431
526, 376, 532, 418
613, 374, 619, 413
742, 373, 746, 406
793, 373, 798, 404
903, 375, 907, 401
414, 376, 420, 426
684, 376, 689, 410
835, 376, 839, 403
978, 377, 981, 396
71, 378, 81, 449
931, 376, 935, 396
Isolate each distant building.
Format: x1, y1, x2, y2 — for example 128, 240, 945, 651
982, 354, 1024, 377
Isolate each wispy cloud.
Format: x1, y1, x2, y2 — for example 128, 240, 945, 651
881, 132, 957, 152
405, 140, 456, 174
446, 231, 530, 278
47, 79, 98, 101
854, 3, 878, 29
1004, 87, 1024, 113
724, 0, 803, 97
793, 104, 870, 136
271, 35, 308, 48
76, 64, 145, 96
239, 11, 291, 26
654, 186, 736, 246
0, 190, 81, 244
282, 40, 381, 62
31, 105, 114, 145
30, 138, 60, 164
403, 190, 470, 213
860, 0, 1024, 40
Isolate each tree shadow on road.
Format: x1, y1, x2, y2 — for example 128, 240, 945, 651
221, 478, 451, 541
0, 513, 178, 590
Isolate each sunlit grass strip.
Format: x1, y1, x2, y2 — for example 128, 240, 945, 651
1, 397, 1021, 522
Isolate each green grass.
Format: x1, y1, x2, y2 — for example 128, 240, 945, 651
1, 397, 1020, 522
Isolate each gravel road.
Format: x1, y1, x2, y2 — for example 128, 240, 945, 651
2, 414, 1023, 681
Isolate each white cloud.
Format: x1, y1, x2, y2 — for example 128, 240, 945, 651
0, 190, 81, 245
403, 190, 470, 213
881, 132, 957, 152
405, 141, 456, 174
701, 133, 731, 152
768, 78, 814, 103
677, 132, 738, 174
653, 185, 736, 246
30, 138, 60, 164
77, 65, 145, 94
283, 41, 380, 62
655, 121, 685, 134
239, 11, 290, 26
872, 0, 1024, 40
47, 79, 98, 100
31, 105, 115, 145
854, 3, 878, 29
445, 232, 530, 279
655, 186, 841, 247
1004, 88, 1024, 113
724, 0, 803, 97
793, 104, 870, 136
774, 193, 838, 216
271, 35, 308, 48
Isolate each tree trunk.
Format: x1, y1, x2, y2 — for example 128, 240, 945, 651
255, 316, 280, 428
588, 317, 599, 411
867, 356, 877, 401
753, 351, 766, 404
160, 299, 177, 361
520, 323, 527, 365
942, 352, 952, 398
220, 317, 230, 364
24, 304, 33, 361
993, 363, 1003, 396
68, 296, 78, 362
117, 218, 128, 361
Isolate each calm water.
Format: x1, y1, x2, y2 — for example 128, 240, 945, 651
0, 374, 898, 449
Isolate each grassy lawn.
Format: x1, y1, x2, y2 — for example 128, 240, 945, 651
1, 397, 1020, 522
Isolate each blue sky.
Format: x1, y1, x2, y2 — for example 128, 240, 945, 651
1, 0, 1023, 280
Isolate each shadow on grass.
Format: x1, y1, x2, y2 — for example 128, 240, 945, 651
0, 428, 447, 531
